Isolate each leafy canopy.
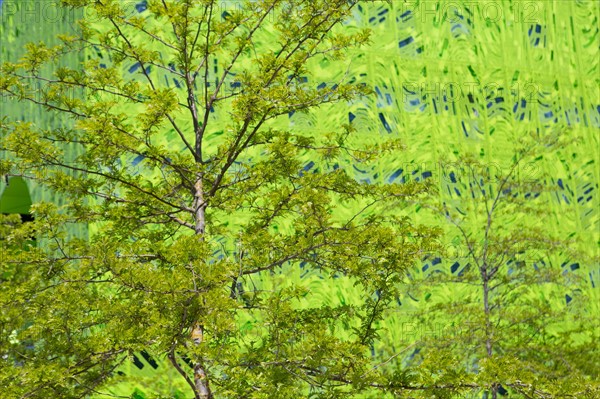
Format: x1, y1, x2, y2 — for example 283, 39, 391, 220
0, 1, 438, 398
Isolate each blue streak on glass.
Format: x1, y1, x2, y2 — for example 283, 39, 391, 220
450, 262, 460, 273
131, 155, 144, 166
379, 113, 392, 132
398, 10, 412, 22
388, 169, 403, 183
571, 263, 580, 271
129, 63, 141, 73
136, 0, 147, 13
399, 36, 414, 48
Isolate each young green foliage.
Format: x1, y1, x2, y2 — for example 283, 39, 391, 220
393, 132, 600, 398
1, 1, 437, 398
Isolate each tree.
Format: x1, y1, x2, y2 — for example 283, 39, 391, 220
391, 132, 600, 398
0, 1, 439, 398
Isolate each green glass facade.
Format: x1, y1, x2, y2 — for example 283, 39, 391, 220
1, 1, 598, 396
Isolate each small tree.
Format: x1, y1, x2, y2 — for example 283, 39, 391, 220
1, 1, 438, 398
395, 132, 599, 398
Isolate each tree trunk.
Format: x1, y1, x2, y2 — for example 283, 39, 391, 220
482, 272, 497, 399
194, 175, 206, 236
482, 278, 492, 357
191, 175, 212, 398
194, 359, 212, 399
